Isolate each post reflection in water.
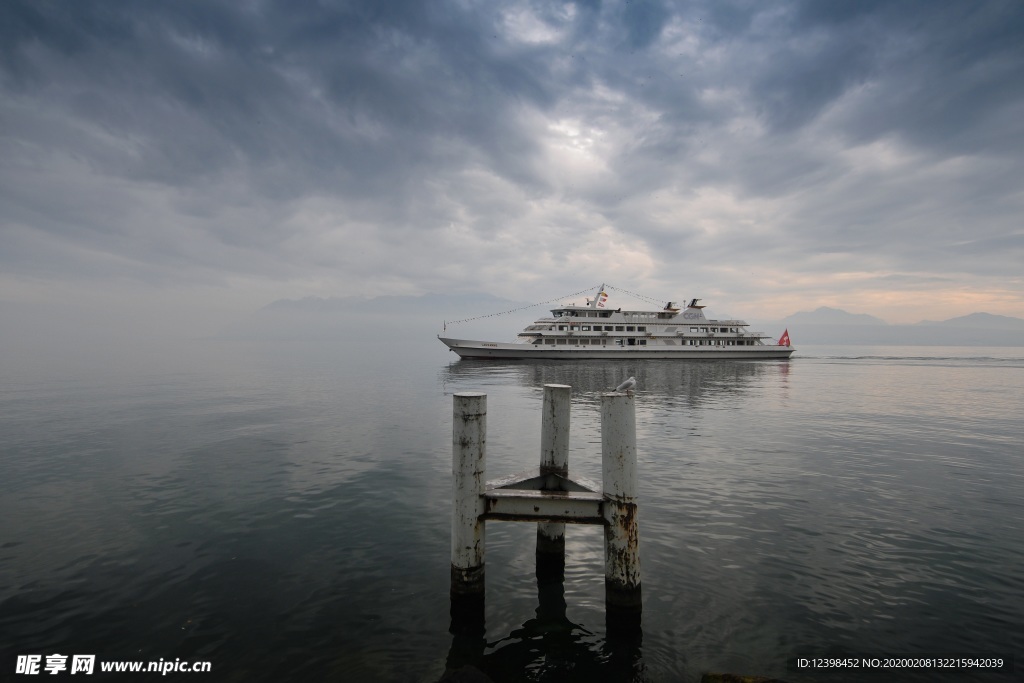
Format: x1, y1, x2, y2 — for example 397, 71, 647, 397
444, 532, 646, 683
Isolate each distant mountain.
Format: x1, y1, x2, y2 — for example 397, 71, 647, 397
783, 306, 888, 326
916, 312, 1024, 329
756, 307, 1024, 346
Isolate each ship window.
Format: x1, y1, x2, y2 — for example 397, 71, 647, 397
615, 326, 624, 331
690, 327, 697, 332
638, 339, 647, 345
545, 339, 556, 345
533, 339, 542, 345
626, 326, 635, 332
570, 325, 579, 331
637, 326, 646, 332
700, 327, 708, 333
556, 338, 567, 345
558, 325, 566, 331
581, 326, 590, 331
603, 326, 613, 331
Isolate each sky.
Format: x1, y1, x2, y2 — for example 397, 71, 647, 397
2, 0, 1023, 339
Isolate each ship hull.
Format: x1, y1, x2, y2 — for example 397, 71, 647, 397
439, 337, 795, 360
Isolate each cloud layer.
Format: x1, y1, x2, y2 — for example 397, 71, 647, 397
2, 0, 1023, 323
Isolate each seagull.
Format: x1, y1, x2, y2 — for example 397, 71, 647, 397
615, 376, 637, 395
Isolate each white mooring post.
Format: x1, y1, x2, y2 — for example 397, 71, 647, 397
449, 385, 641, 623
601, 391, 642, 612
537, 384, 571, 555
451, 392, 487, 596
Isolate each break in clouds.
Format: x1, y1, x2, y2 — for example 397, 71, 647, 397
1, 0, 1023, 323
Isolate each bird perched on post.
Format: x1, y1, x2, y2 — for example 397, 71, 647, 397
615, 376, 637, 396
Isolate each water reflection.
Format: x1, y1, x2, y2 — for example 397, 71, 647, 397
441, 358, 791, 406
444, 542, 646, 683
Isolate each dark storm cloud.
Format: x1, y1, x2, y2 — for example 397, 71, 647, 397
1, 0, 570, 284
787, 1, 1024, 153
1, 0, 1022, 318
2, 0, 561, 193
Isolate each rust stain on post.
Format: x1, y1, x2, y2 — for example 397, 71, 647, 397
601, 391, 642, 612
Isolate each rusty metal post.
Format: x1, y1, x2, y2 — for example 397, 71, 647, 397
537, 384, 571, 555
601, 391, 642, 615
452, 392, 487, 597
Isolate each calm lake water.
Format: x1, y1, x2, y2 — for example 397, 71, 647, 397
2, 341, 1022, 682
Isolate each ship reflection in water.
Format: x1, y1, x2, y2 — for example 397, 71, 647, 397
441, 356, 790, 407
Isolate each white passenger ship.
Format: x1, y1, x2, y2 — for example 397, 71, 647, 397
439, 285, 794, 360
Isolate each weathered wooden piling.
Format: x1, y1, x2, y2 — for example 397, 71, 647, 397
537, 384, 571, 556
451, 392, 487, 596
601, 391, 642, 612
450, 384, 641, 623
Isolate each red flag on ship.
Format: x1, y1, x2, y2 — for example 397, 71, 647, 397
777, 328, 791, 347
